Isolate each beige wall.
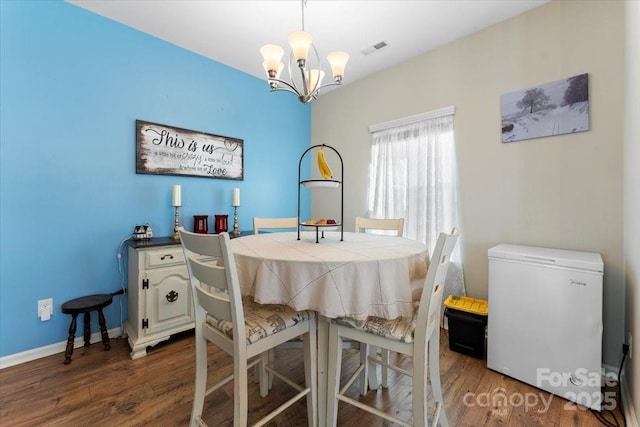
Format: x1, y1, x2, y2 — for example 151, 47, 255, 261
624, 0, 639, 421
311, 0, 625, 367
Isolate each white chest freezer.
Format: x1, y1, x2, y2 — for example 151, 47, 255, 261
487, 244, 603, 410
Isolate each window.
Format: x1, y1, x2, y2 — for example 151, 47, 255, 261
368, 107, 465, 300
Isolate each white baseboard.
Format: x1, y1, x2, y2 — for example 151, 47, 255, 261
621, 369, 639, 427
0, 326, 123, 370
603, 363, 620, 381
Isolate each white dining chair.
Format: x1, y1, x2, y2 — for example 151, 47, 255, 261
354, 216, 404, 237
354, 216, 405, 387
178, 228, 317, 427
253, 216, 301, 384
253, 216, 298, 234
326, 229, 458, 427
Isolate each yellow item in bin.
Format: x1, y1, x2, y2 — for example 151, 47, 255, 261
444, 295, 488, 316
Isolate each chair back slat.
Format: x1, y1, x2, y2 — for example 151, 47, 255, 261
188, 256, 230, 293
179, 228, 225, 258
194, 284, 232, 322
253, 217, 298, 234
187, 255, 233, 321
355, 216, 404, 237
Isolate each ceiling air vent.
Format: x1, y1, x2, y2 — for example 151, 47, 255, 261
361, 41, 388, 56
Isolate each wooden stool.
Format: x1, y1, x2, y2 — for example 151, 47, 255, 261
61, 294, 113, 364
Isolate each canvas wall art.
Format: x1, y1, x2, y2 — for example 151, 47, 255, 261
500, 73, 589, 143
136, 120, 244, 180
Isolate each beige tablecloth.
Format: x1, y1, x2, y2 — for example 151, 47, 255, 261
231, 231, 429, 320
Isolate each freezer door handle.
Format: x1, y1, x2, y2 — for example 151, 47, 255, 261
524, 255, 556, 263
569, 279, 587, 286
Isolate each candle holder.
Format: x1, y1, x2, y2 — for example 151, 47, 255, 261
214, 214, 229, 234
231, 206, 241, 237
172, 206, 181, 240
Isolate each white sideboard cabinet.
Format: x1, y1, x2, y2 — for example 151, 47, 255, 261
124, 238, 194, 359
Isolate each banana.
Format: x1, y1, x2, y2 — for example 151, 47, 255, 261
317, 147, 333, 179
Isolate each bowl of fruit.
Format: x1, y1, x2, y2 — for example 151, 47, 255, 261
302, 219, 339, 230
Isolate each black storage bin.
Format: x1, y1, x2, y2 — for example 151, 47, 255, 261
444, 307, 488, 359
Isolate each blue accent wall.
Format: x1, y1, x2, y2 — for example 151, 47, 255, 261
0, 1, 311, 357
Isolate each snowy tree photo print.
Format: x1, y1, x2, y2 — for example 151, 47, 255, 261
500, 73, 589, 143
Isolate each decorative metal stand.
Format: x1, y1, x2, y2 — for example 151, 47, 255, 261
172, 207, 181, 240
231, 206, 241, 237
297, 144, 344, 243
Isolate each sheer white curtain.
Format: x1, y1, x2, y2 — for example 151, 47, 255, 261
367, 109, 466, 303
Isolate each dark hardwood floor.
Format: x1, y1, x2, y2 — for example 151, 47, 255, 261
0, 329, 623, 426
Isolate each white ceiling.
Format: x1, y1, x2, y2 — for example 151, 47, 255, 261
67, 0, 549, 91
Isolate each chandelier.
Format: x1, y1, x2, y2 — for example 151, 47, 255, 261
259, 0, 349, 104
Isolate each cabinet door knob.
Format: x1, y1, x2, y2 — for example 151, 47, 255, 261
166, 290, 179, 302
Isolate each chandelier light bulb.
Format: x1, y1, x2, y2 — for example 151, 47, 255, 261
275, 62, 284, 79
260, 44, 285, 75
288, 31, 313, 63
306, 69, 325, 93
327, 51, 350, 82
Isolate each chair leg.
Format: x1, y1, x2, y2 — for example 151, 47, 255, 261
326, 325, 342, 427
304, 319, 318, 427
412, 343, 428, 427
367, 345, 380, 390
190, 331, 208, 427
253, 349, 273, 388
381, 349, 390, 388
97, 308, 110, 351
429, 329, 448, 427
359, 343, 369, 396
83, 312, 91, 347
268, 348, 275, 389
259, 351, 269, 397
233, 351, 249, 427
367, 347, 391, 390
64, 313, 78, 365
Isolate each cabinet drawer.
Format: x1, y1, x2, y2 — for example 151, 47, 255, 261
145, 247, 185, 268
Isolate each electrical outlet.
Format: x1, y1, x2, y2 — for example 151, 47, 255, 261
38, 298, 53, 321
629, 332, 633, 359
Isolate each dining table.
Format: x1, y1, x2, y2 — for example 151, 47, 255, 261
231, 230, 430, 426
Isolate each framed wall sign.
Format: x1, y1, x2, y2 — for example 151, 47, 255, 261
136, 120, 244, 180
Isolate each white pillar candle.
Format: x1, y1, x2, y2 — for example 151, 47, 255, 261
232, 188, 240, 207
172, 184, 182, 207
